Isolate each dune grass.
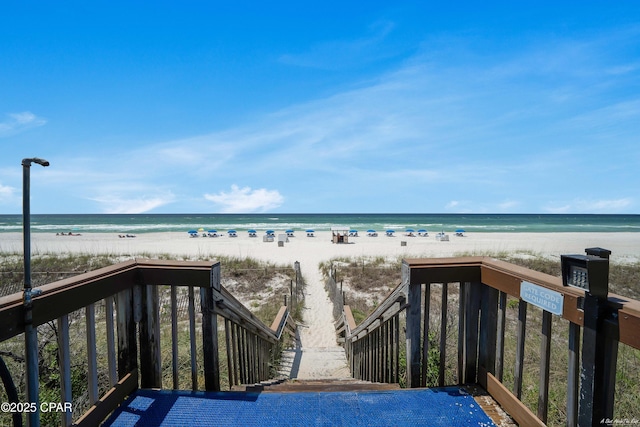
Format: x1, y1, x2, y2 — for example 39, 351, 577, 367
0, 251, 302, 425
323, 251, 640, 427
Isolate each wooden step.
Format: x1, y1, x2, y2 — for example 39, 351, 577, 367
232, 378, 401, 393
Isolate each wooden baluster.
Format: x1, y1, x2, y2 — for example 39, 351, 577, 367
86, 303, 98, 404
514, 300, 528, 399
57, 314, 72, 427
538, 310, 552, 423
171, 286, 179, 389
188, 286, 198, 390
438, 284, 448, 387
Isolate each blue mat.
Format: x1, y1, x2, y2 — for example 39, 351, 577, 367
104, 387, 495, 427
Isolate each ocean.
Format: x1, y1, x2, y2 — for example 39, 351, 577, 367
0, 213, 639, 234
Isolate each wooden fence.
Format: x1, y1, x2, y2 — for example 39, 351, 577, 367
337, 256, 640, 427
0, 259, 296, 427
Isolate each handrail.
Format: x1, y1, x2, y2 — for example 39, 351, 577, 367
340, 255, 640, 427
0, 259, 297, 427
348, 281, 406, 339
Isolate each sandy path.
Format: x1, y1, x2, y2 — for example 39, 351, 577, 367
284, 250, 350, 379
296, 258, 339, 348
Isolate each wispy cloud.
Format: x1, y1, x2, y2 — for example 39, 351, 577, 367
204, 185, 284, 213
0, 112, 46, 137
16, 24, 638, 214
279, 21, 397, 69
90, 193, 176, 214
0, 183, 15, 200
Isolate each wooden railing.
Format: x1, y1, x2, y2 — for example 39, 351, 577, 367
337, 256, 640, 427
0, 259, 296, 427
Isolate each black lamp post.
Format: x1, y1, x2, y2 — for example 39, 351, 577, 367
22, 157, 49, 427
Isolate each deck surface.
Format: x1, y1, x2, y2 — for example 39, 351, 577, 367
104, 386, 496, 426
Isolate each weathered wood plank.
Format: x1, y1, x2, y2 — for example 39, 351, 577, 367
57, 314, 72, 427
72, 370, 138, 427
567, 321, 580, 427
405, 270, 422, 388
188, 286, 198, 390
439, 283, 448, 387
104, 296, 117, 387
495, 291, 507, 382
171, 285, 179, 390
537, 310, 552, 423
139, 284, 162, 389
479, 284, 498, 375
86, 303, 98, 405
116, 288, 137, 378
479, 368, 545, 427
421, 283, 431, 387
513, 300, 527, 399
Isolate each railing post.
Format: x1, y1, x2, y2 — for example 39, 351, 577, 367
461, 282, 481, 384
403, 261, 422, 388
139, 284, 162, 388
116, 288, 138, 379
202, 262, 221, 391
478, 284, 498, 377
579, 293, 616, 426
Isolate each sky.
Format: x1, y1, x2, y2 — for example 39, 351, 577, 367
1, 1, 639, 214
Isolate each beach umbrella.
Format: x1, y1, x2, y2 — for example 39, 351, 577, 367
367, 229, 376, 233
456, 229, 465, 233
417, 229, 427, 233
406, 229, 415, 233
266, 230, 275, 235
227, 230, 237, 234
286, 229, 294, 233
306, 229, 315, 233
207, 230, 217, 233
247, 229, 256, 233
198, 228, 204, 232
350, 229, 358, 233
386, 229, 395, 233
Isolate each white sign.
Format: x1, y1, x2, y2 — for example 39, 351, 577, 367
520, 281, 564, 316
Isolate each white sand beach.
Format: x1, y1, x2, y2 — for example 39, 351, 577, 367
2, 231, 638, 380
1, 231, 638, 263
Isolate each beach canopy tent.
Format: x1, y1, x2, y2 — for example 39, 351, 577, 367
455, 229, 466, 236
228, 230, 238, 237
266, 230, 275, 236
248, 229, 257, 237
188, 230, 198, 237
367, 229, 378, 237
306, 229, 315, 237
417, 229, 428, 236
286, 229, 295, 237
349, 229, 359, 236
331, 226, 350, 244
386, 230, 395, 236
207, 230, 219, 237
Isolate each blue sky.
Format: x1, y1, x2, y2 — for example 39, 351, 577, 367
1, 1, 639, 214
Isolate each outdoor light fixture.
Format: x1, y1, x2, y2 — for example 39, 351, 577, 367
561, 247, 611, 299
22, 157, 49, 427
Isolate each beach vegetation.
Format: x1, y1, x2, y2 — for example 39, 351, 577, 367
323, 251, 640, 427
0, 251, 301, 425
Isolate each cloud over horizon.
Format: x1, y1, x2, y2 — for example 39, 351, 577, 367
205, 185, 284, 213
